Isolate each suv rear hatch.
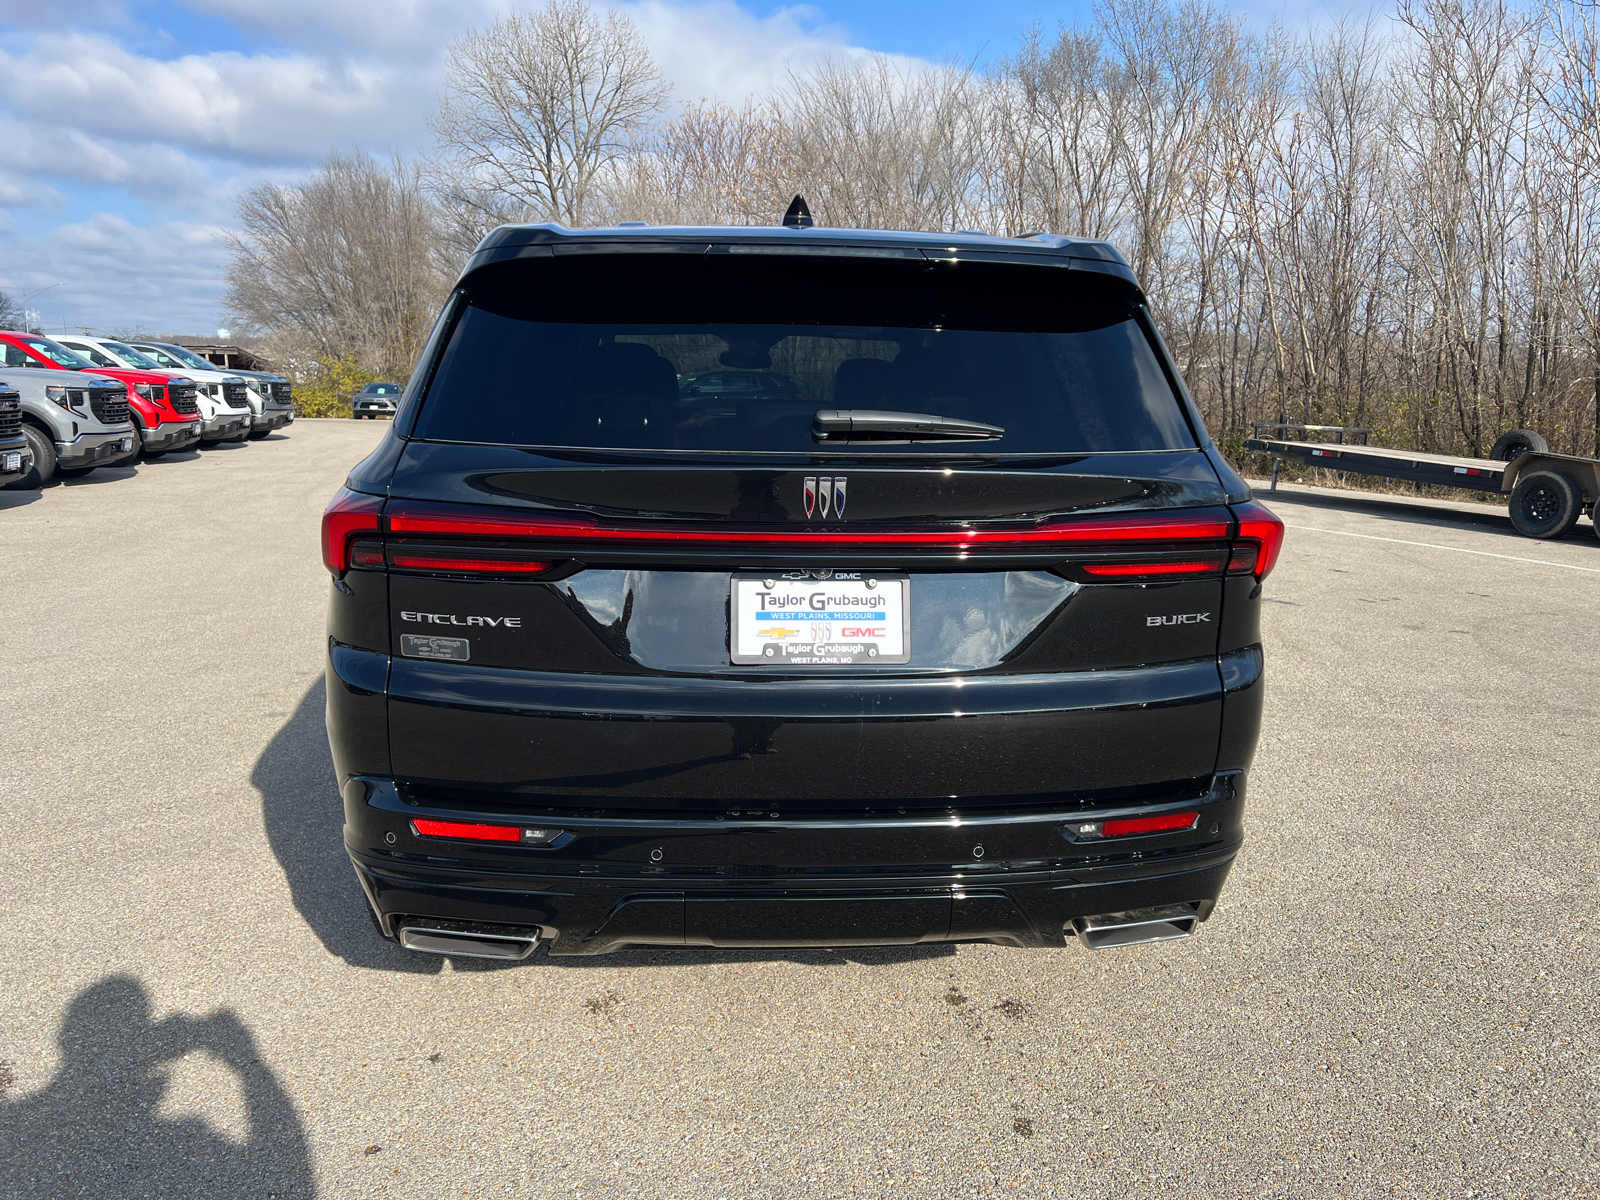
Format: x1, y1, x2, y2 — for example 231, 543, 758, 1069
338, 239, 1266, 814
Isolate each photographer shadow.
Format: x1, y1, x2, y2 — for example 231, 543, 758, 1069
0, 976, 314, 1197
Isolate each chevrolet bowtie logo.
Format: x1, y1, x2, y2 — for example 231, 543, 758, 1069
803, 476, 847, 519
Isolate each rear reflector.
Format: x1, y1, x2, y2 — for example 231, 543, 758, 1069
321, 487, 384, 575
1070, 811, 1200, 839
1104, 811, 1199, 837
390, 551, 554, 575
411, 818, 521, 842
386, 501, 1234, 551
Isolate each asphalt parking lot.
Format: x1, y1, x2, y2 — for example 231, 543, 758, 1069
2, 421, 1597, 1199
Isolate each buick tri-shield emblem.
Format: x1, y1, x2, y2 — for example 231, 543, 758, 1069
803, 476, 847, 519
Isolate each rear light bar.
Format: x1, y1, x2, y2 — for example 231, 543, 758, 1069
1071, 811, 1199, 839
389, 551, 555, 575
330, 500, 1283, 582
322, 487, 383, 575
385, 501, 1234, 551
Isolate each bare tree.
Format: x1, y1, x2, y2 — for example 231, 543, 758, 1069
988, 25, 1131, 240
223, 151, 450, 381
782, 56, 988, 232
222, 0, 1600, 464
1540, 0, 1600, 454
427, 0, 670, 247
605, 99, 798, 226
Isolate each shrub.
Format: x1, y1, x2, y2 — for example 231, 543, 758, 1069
292, 355, 376, 418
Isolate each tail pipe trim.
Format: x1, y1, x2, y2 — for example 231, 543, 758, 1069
398, 925, 542, 960
1070, 903, 1202, 950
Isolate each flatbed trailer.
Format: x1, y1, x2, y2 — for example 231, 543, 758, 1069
1244, 423, 1600, 541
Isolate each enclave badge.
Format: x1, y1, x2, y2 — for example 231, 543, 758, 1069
803, 476, 847, 520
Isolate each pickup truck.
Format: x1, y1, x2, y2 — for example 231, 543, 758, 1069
0, 363, 136, 488
0, 380, 31, 484
128, 342, 291, 439
52, 336, 205, 457
52, 336, 249, 446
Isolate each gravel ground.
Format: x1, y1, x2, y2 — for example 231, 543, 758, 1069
1, 422, 1596, 1199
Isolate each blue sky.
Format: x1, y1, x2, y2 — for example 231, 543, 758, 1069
0, 0, 1309, 336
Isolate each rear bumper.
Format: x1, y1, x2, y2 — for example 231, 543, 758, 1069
342, 774, 1244, 955
57, 429, 136, 467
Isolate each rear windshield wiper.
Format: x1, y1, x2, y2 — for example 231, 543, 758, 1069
812, 409, 1005, 443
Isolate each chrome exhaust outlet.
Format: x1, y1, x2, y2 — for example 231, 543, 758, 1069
1070, 903, 1200, 950
398, 925, 541, 960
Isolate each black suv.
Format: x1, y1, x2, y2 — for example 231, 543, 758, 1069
323, 222, 1280, 961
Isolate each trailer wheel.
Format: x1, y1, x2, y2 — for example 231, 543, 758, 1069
1491, 429, 1548, 461
1509, 470, 1582, 538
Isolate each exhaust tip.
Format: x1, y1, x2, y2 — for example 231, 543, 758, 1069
399, 925, 541, 960
1070, 903, 1200, 950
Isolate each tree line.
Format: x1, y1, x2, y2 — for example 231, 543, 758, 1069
225, 0, 1600, 463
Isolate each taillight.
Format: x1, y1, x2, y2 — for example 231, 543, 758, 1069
1079, 554, 1229, 579
389, 550, 554, 575
1070, 811, 1199, 839
385, 501, 1234, 551
411, 818, 521, 843
1230, 501, 1285, 581
321, 487, 383, 575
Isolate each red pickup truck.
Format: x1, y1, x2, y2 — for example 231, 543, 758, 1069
0, 331, 202, 459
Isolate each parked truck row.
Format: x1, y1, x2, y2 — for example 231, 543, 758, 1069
0, 331, 294, 490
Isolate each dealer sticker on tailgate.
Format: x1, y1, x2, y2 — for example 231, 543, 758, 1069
731, 572, 910, 665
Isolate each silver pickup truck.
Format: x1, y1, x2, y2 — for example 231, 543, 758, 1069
0, 380, 31, 484
1, 365, 136, 488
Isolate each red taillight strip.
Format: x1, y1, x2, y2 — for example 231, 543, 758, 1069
1080, 559, 1225, 578
385, 502, 1234, 550
390, 552, 553, 574
322, 487, 383, 575
411, 818, 521, 842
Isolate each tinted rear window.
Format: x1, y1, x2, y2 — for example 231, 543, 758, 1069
412, 253, 1195, 455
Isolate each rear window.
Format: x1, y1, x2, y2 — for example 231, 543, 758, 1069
412, 253, 1196, 455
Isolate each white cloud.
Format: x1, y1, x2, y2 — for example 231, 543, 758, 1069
0, 0, 912, 330
0, 115, 215, 202
183, 0, 494, 60
0, 0, 126, 28
0, 35, 424, 162
620, 1, 889, 103
0, 214, 233, 335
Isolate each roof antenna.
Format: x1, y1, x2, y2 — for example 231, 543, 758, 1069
782, 195, 814, 229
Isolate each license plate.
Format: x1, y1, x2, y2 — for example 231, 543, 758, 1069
2, 453, 19, 472
731, 572, 910, 665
